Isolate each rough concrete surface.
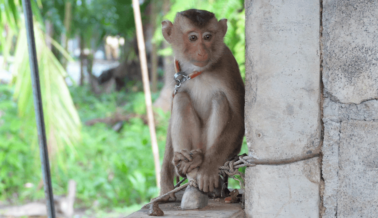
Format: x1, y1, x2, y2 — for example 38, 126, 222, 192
322, 1, 378, 217
337, 121, 378, 218
322, 0, 378, 104
245, 0, 321, 159
322, 99, 378, 218
246, 158, 320, 218
324, 98, 378, 122
245, 0, 321, 217
321, 120, 340, 218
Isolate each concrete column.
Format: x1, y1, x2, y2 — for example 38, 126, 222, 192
322, 1, 378, 217
244, 0, 321, 217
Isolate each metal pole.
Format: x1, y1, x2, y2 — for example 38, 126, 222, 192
21, 0, 56, 217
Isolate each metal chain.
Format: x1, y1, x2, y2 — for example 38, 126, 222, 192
173, 72, 191, 95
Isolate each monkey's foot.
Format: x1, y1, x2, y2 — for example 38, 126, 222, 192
208, 176, 230, 198
208, 185, 230, 199
181, 185, 208, 210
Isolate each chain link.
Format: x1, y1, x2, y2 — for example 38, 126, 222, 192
173, 71, 191, 95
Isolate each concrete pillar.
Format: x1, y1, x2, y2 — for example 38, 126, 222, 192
322, 1, 378, 217
244, 0, 321, 217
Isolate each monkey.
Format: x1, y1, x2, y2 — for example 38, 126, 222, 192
160, 9, 245, 201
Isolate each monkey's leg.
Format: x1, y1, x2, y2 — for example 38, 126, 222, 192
170, 93, 208, 209
159, 121, 176, 201
198, 92, 236, 193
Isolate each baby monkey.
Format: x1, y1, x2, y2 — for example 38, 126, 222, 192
160, 9, 245, 202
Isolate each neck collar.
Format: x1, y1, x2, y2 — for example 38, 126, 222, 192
172, 59, 203, 97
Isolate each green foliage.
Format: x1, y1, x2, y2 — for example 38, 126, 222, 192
12, 23, 80, 153
0, 84, 168, 208
51, 86, 169, 207
153, 0, 246, 78
40, 0, 149, 50
0, 85, 40, 201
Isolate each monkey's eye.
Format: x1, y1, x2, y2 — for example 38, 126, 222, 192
204, 34, 212, 41
189, 35, 198, 41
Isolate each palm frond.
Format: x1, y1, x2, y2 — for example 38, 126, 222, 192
12, 22, 81, 154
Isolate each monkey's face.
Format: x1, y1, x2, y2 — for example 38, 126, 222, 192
162, 14, 228, 69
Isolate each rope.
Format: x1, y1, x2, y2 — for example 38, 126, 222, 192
145, 150, 321, 216
174, 177, 187, 188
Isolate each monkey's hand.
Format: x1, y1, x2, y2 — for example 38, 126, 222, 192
197, 162, 219, 193
173, 149, 204, 177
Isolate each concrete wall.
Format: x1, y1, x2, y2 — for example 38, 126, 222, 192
244, 0, 321, 217
322, 1, 378, 217
245, 0, 378, 217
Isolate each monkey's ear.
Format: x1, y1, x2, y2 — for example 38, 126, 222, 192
162, 20, 173, 43
218, 19, 228, 37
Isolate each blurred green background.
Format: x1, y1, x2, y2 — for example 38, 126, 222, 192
0, 0, 246, 216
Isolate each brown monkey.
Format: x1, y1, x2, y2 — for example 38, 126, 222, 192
160, 9, 245, 200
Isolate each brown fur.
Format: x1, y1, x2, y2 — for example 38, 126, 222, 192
160, 9, 244, 197
179, 9, 215, 28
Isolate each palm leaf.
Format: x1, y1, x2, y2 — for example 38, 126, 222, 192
12, 21, 81, 154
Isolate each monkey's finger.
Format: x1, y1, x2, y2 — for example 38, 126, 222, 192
209, 177, 214, 193
203, 178, 209, 193
182, 163, 190, 174
214, 176, 220, 188
192, 149, 202, 153
180, 150, 193, 161
173, 153, 186, 165
198, 176, 203, 191
187, 163, 199, 173
174, 151, 183, 159
173, 152, 181, 162
191, 149, 203, 157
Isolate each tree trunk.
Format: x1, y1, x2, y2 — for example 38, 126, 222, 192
132, 0, 161, 188
79, 36, 85, 86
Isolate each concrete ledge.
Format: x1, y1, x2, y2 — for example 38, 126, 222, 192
127, 190, 245, 218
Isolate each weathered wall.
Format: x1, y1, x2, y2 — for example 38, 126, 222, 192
244, 0, 321, 217
322, 1, 378, 217
322, 0, 378, 105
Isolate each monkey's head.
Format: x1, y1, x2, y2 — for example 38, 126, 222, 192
162, 9, 227, 69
